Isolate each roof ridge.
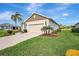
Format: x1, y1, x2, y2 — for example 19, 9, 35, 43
32, 13, 51, 19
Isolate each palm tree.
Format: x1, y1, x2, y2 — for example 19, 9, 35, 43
41, 26, 48, 34
41, 26, 53, 34
11, 12, 22, 29
47, 26, 53, 34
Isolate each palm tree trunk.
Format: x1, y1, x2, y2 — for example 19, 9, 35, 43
15, 21, 17, 30
48, 30, 50, 34
46, 30, 47, 34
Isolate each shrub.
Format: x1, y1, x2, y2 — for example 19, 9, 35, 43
24, 29, 27, 32
13, 30, 19, 33
41, 26, 48, 34
65, 49, 79, 56
11, 31, 15, 35
57, 29, 61, 32
7, 30, 13, 35
22, 29, 27, 33
6, 30, 18, 35
0, 30, 19, 37
47, 26, 53, 34
41, 26, 53, 34
71, 28, 79, 33
52, 29, 61, 34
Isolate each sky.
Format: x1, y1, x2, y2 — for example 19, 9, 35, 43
0, 3, 79, 26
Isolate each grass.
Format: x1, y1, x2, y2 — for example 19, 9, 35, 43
0, 30, 19, 37
0, 30, 79, 56
0, 30, 7, 37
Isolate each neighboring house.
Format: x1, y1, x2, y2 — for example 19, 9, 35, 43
74, 23, 79, 28
0, 23, 18, 30
21, 13, 59, 32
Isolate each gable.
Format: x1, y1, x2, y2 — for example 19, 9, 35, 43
26, 13, 48, 22
24, 13, 59, 26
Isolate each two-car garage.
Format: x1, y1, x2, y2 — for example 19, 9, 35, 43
27, 23, 44, 32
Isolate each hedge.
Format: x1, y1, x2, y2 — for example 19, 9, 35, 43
71, 28, 79, 33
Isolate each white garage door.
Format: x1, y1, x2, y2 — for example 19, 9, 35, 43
27, 23, 44, 32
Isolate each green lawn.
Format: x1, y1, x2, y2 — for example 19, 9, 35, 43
0, 30, 79, 56
0, 30, 7, 37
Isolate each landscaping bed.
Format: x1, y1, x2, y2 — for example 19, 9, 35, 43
40, 33, 59, 37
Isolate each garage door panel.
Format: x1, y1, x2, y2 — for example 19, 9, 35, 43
27, 24, 44, 32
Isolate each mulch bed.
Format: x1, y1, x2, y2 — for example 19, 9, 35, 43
40, 33, 59, 37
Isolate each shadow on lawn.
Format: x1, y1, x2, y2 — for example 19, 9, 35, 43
72, 33, 79, 36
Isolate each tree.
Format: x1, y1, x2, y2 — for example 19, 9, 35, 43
41, 26, 48, 34
41, 26, 53, 34
11, 12, 22, 29
47, 26, 53, 34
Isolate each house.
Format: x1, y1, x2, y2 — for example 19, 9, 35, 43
21, 13, 59, 32
74, 23, 79, 28
0, 23, 18, 30
71, 23, 79, 33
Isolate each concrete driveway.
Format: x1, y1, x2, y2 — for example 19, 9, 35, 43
0, 32, 43, 50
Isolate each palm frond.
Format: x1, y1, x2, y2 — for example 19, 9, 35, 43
18, 17, 22, 21
11, 15, 15, 20
11, 12, 22, 26
16, 12, 22, 17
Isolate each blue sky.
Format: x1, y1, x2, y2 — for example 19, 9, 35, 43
0, 3, 79, 26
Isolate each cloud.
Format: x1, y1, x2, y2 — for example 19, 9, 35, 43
38, 3, 71, 16
52, 3, 71, 11
27, 3, 44, 13
54, 3, 71, 10
0, 11, 14, 20
62, 13, 69, 16
55, 3, 71, 6
26, 3, 71, 15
